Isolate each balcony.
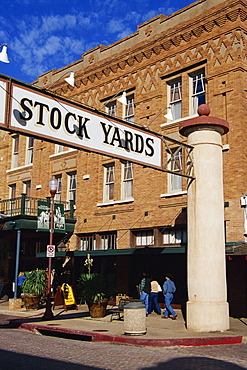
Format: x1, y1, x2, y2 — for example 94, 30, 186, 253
0, 193, 76, 234
0, 193, 75, 219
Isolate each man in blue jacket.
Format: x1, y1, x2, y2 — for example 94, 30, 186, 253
162, 273, 177, 319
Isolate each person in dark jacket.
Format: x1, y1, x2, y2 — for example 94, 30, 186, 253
139, 272, 151, 316
162, 273, 177, 319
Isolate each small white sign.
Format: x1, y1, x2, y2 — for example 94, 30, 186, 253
46, 244, 55, 257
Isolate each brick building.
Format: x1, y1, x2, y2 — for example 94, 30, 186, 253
0, 0, 247, 316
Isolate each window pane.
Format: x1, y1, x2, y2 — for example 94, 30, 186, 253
68, 173, 76, 202
135, 230, 154, 246
106, 101, 116, 117
12, 136, 19, 168
100, 233, 116, 250
169, 81, 182, 120
169, 148, 182, 192
105, 165, 114, 201
55, 175, 62, 202
192, 72, 206, 115
122, 162, 133, 199
124, 95, 134, 122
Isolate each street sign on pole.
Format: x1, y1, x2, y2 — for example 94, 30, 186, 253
46, 245, 55, 258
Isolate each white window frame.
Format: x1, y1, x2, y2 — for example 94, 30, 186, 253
79, 235, 96, 251
162, 228, 187, 245
23, 180, 31, 213
54, 175, 62, 202
11, 135, 19, 169
124, 94, 134, 122
190, 70, 206, 115
104, 164, 115, 202
105, 101, 116, 117
100, 233, 117, 250
121, 161, 133, 200
135, 230, 154, 247
55, 144, 64, 154
168, 148, 183, 193
26, 137, 34, 165
67, 172, 76, 203
167, 79, 182, 121
9, 184, 17, 213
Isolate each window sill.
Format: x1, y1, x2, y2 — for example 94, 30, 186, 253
6, 164, 33, 173
49, 149, 77, 159
97, 198, 134, 207
160, 190, 187, 198
161, 114, 198, 128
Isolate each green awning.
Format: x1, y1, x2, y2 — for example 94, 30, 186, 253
36, 246, 186, 258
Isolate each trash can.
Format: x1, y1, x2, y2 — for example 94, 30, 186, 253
124, 301, 146, 335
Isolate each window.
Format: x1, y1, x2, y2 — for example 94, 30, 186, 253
124, 94, 134, 122
23, 180, 31, 197
190, 71, 206, 115
100, 232, 117, 250
104, 164, 114, 202
162, 227, 187, 245
135, 230, 154, 247
54, 175, 62, 202
122, 161, 133, 199
9, 184, 16, 199
11, 135, 19, 168
168, 148, 182, 192
55, 144, 64, 154
9, 184, 17, 214
67, 172, 76, 202
168, 80, 182, 121
79, 235, 96, 251
105, 101, 116, 117
23, 180, 31, 213
26, 137, 34, 164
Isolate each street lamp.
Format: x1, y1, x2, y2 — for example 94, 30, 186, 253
240, 194, 247, 240
42, 178, 58, 321
0, 44, 10, 63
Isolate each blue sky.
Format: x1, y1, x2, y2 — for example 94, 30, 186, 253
0, 0, 194, 83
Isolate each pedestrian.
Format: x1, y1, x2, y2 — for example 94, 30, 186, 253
148, 277, 162, 315
162, 273, 177, 319
139, 272, 151, 316
17, 272, 26, 297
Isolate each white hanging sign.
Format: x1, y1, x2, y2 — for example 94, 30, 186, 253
4, 80, 162, 169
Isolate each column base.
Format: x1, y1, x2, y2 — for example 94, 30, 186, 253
186, 301, 229, 332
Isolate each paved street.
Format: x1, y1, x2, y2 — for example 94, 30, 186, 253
0, 327, 247, 369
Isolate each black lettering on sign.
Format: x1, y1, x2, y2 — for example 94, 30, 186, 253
145, 138, 154, 157
34, 101, 49, 126
77, 116, 90, 139
50, 107, 62, 130
20, 98, 33, 121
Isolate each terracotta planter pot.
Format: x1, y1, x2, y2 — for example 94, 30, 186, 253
87, 299, 108, 318
22, 294, 41, 311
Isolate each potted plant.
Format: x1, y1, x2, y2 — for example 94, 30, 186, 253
77, 272, 115, 318
21, 269, 47, 310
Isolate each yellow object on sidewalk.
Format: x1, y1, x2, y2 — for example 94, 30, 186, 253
61, 283, 76, 306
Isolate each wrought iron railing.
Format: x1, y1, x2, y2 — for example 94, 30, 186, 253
0, 194, 75, 219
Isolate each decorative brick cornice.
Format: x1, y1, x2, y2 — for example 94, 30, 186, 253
54, 3, 247, 95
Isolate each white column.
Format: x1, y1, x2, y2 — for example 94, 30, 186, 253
179, 105, 229, 332
186, 128, 229, 331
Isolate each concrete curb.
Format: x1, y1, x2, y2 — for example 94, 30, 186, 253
17, 322, 243, 347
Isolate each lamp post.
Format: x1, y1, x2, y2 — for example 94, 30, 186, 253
0, 44, 10, 63
42, 178, 58, 321
240, 194, 247, 241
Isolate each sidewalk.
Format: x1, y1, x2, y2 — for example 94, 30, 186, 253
0, 298, 247, 347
